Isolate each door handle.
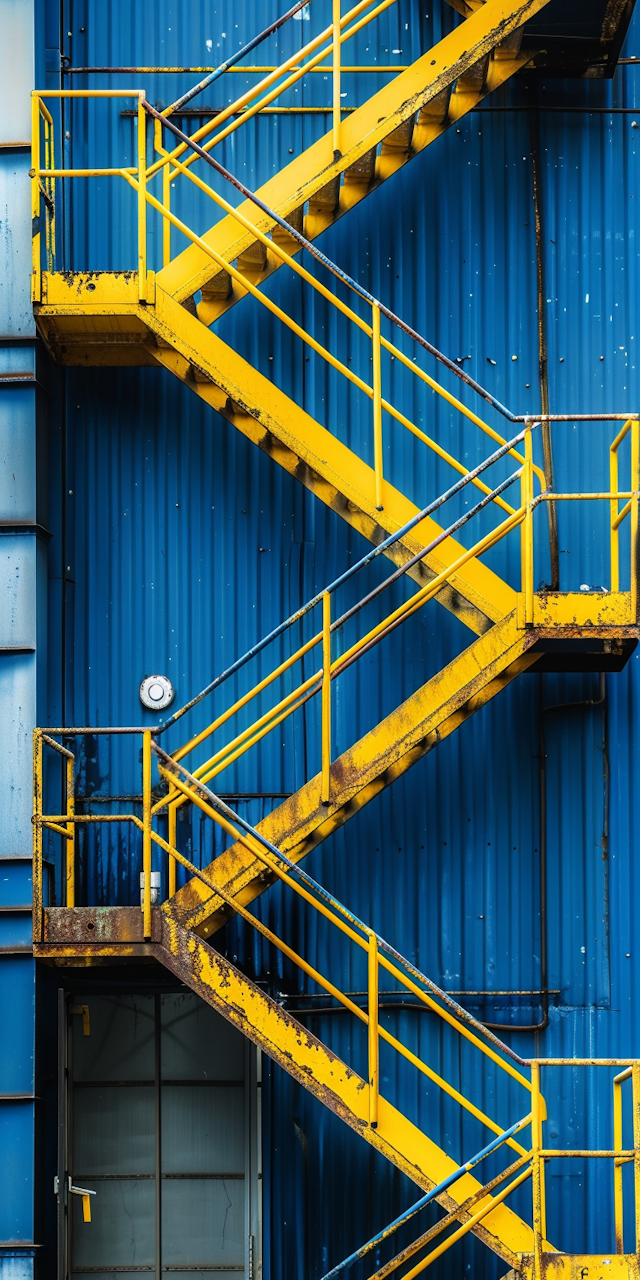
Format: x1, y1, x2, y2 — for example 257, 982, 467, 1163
68, 1179, 96, 1223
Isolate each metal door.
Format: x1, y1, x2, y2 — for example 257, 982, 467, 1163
61, 991, 260, 1280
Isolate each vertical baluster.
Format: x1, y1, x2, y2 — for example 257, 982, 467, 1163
531, 1062, 544, 1280
321, 591, 332, 805
614, 1074, 624, 1254
631, 419, 639, 622
633, 1064, 640, 1258
66, 750, 75, 909
368, 933, 379, 1129
332, 0, 341, 157
137, 95, 147, 301
31, 95, 41, 301
610, 430, 621, 594
143, 730, 152, 939
33, 731, 43, 943
522, 421, 534, 624
168, 802, 177, 898
372, 303, 383, 511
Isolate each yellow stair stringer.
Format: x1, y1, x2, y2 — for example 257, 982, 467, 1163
143, 284, 516, 635
156, 916, 544, 1269
164, 610, 538, 938
157, 0, 552, 310
35, 275, 516, 634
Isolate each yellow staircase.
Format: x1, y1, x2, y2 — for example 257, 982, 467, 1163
30, 0, 640, 1273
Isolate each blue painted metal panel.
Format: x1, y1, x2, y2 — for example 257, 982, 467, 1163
27, 0, 640, 1275
0, 957, 35, 1096
0, 155, 35, 340
0, 1102, 35, 1243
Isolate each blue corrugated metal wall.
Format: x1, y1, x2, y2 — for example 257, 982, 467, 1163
33, 0, 640, 1275
0, 2, 46, 1278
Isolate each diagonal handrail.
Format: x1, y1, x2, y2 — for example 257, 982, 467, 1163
161, 0, 312, 119
320, 1116, 532, 1278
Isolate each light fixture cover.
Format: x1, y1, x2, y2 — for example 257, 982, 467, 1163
139, 674, 175, 711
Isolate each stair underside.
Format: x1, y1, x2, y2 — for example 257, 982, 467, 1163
36, 278, 518, 636
36, 911, 545, 1269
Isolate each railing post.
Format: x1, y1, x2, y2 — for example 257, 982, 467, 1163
33, 730, 43, 943
368, 932, 379, 1129
137, 94, 148, 302
614, 1074, 624, 1254
155, 119, 171, 268
31, 94, 41, 302
631, 418, 639, 622
321, 591, 332, 805
66, 748, 75, 909
332, 0, 341, 158
372, 303, 383, 511
521, 421, 534, 625
142, 730, 152, 938
610, 432, 620, 595
531, 1061, 544, 1280
633, 1063, 640, 1257
168, 801, 177, 898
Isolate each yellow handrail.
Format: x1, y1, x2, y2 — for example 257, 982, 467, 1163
31, 87, 547, 514
145, 0, 397, 183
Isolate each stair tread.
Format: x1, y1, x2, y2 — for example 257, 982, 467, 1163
156, 0, 551, 307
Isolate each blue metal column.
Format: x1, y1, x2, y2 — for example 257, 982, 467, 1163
0, 2, 45, 1277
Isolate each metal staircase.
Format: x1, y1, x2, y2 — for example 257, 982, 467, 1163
31, 0, 640, 1274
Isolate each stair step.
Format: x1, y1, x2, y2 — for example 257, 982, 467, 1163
457, 51, 491, 93
156, 0, 550, 311
381, 115, 416, 154
236, 238, 268, 273
201, 267, 232, 300
343, 145, 377, 184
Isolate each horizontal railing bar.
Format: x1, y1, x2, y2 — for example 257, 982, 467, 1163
35, 727, 149, 734
42, 168, 138, 176
34, 89, 143, 97
536, 1059, 640, 1066
535, 491, 636, 502
539, 1150, 636, 1158
64, 64, 410, 74
320, 1117, 533, 1278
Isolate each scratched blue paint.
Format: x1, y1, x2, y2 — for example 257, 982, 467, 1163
19, 0, 640, 1274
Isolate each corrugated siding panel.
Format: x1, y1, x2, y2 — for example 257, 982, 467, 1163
40, 0, 640, 1274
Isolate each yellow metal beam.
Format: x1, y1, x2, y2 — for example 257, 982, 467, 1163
165, 610, 538, 937
157, 0, 552, 307
157, 914, 543, 1267
35, 275, 516, 633
142, 284, 518, 633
